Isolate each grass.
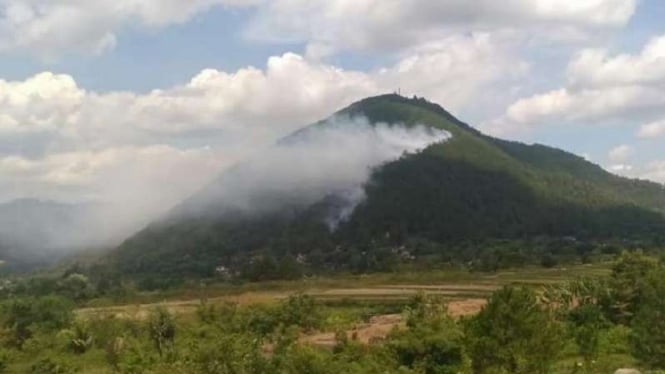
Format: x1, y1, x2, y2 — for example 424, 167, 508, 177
78, 262, 611, 320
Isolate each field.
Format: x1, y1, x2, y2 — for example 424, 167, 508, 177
4, 259, 659, 373
78, 263, 610, 320
76, 264, 612, 351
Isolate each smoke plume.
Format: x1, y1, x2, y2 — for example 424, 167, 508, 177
176, 116, 450, 229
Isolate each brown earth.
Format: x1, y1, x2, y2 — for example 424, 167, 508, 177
300, 298, 486, 349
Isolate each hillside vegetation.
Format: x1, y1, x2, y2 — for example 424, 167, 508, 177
107, 95, 665, 284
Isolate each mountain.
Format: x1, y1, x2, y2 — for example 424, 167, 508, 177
106, 94, 665, 283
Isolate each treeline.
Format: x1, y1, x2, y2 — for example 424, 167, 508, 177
0, 252, 663, 372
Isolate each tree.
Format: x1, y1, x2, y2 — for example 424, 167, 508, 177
465, 286, 564, 374
630, 267, 665, 369
58, 273, 94, 301
607, 251, 660, 324
385, 293, 467, 374
1, 296, 73, 347
568, 303, 608, 364
278, 294, 322, 332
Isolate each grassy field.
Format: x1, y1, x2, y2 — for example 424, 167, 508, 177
78, 263, 611, 320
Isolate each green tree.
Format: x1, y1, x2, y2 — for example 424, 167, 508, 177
568, 303, 608, 365
278, 294, 322, 332
58, 273, 94, 301
386, 294, 467, 374
630, 267, 665, 369
1, 296, 73, 347
465, 286, 564, 374
607, 251, 660, 323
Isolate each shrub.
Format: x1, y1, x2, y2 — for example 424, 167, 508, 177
147, 307, 176, 357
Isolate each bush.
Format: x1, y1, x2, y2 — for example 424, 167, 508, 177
58, 320, 93, 354
278, 294, 322, 332
147, 307, 176, 357
29, 357, 74, 374
1, 296, 73, 347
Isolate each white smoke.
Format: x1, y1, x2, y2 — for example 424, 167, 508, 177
0, 115, 450, 265
181, 116, 451, 229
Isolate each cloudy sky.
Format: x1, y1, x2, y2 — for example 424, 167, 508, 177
1, 0, 665, 212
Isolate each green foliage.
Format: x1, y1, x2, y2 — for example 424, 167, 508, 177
0, 261, 661, 372
465, 286, 565, 374
104, 336, 125, 371
107, 94, 665, 283
147, 307, 176, 357
0, 296, 73, 347
568, 303, 609, 362
29, 357, 74, 374
277, 294, 322, 332
58, 320, 93, 354
403, 293, 449, 328
630, 266, 665, 368
608, 251, 661, 323
57, 274, 94, 301
388, 294, 467, 374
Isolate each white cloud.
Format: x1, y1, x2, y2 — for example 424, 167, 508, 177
0, 144, 227, 219
487, 34, 665, 134
0, 0, 257, 57
0, 0, 636, 58
0, 39, 517, 208
1, 38, 518, 152
638, 119, 665, 139
639, 160, 665, 183
608, 163, 633, 173
246, 0, 636, 56
0, 144, 232, 246
0, 72, 83, 134
608, 144, 632, 163
567, 36, 665, 88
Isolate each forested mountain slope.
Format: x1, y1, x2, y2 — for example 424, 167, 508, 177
107, 94, 665, 282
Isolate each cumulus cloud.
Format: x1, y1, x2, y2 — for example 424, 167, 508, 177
245, 0, 636, 56
491, 34, 665, 132
0, 0, 257, 57
0, 0, 636, 58
0, 54, 378, 152
1, 38, 516, 155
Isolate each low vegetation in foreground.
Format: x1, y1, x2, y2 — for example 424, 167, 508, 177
0, 251, 662, 372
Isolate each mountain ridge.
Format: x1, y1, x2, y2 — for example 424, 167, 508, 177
105, 94, 665, 283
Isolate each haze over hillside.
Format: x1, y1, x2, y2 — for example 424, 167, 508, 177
107, 95, 665, 282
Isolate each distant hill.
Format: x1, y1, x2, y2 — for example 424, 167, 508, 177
107, 94, 665, 283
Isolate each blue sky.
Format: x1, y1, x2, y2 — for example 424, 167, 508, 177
1, 0, 664, 209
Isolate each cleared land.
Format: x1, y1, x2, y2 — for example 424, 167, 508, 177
77, 263, 609, 320
75, 264, 610, 351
